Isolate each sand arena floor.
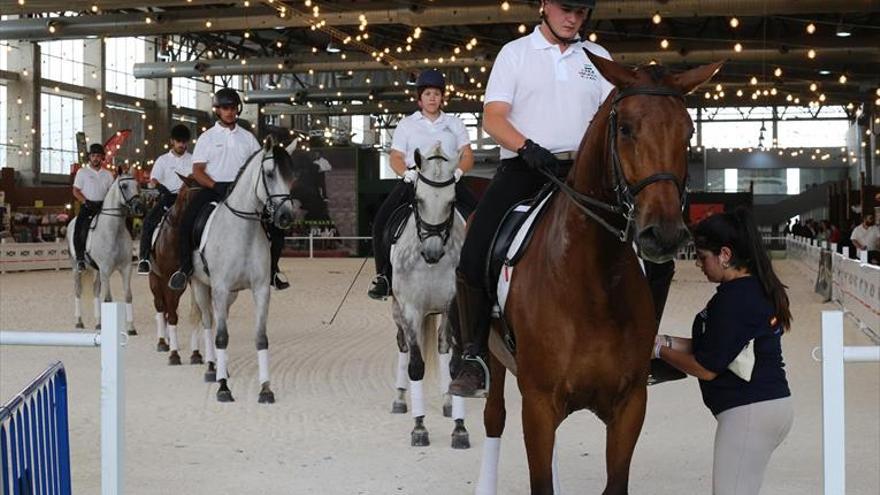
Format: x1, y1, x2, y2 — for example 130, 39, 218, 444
1, 259, 878, 494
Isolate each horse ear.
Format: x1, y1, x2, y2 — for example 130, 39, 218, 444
584, 49, 638, 88
178, 173, 198, 188
669, 61, 724, 95
263, 135, 275, 152
414, 148, 422, 169
285, 138, 299, 154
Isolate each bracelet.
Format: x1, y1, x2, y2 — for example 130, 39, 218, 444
653, 342, 663, 359
664, 334, 673, 350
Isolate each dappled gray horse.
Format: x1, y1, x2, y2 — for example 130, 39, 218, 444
67, 174, 144, 333
389, 143, 469, 448
189, 138, 298, 403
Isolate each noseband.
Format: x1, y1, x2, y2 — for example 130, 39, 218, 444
224, 150, 293, 224
100, 177, 141, 217
411, 154, 456, 253
539, 85, 688, 241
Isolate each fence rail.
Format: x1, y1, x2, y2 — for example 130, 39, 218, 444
0, 303, 126, 495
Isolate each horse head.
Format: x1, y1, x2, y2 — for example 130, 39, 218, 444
412, 142, 459, 264
114, 174, 145, 217
584, 50, 722, 262
258, 136, 297, 230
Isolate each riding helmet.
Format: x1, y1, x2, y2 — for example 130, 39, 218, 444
170, 124, 191, 142
88, 143, 106, 155
416, 69, 446, 92
212, 87, 242, 109
551, 0, 597, 7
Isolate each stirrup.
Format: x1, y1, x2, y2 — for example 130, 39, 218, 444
367, 275, 391, 300
168, 271, 188, 290
137, 259, 151, 275
459, 353, 491, 395
272, 272, 290, 290
75, 259, 87, 272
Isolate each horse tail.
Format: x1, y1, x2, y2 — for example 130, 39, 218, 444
420, 313, 440, 383
188, 285, 202, 326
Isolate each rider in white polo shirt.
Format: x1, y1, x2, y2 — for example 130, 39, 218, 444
168, 88, 290, 291
72, 142, 114, 271
449, 0, 684, 398
137, 124, 193, 274
367, 69, 477, 299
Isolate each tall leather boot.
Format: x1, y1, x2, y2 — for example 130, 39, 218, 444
448, 270, 492, 398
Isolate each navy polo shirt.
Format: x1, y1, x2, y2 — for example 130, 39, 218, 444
691, 276, 791, 416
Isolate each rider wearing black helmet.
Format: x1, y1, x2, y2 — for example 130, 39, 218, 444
72, 142, 114, 271
168, 88, 290, 291
137, 124, 193, 274
366, 68, 478, 299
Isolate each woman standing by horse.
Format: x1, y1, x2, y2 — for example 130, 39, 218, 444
654, 209, 793, 495
367, 68, 477, 300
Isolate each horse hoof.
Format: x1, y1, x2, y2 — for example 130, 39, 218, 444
411, 427, 430, 447
127, 329, 137, 336
95, 324, 101, 330
451, 426, 470, 450
156, 339, 170, 352
442, 402, 453, 418
75, 322, 84, 330
391, 400, 408, 414
189, 351, 204, 365
258, 390, 275, 404
204, 370, 217, 383
217, 389, 235, 402
168, 352, 182, 366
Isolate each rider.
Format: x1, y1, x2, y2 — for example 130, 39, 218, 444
168, 88, 290, 291
448, 0, 683, 398
137, 124, 193, 275
72, 142, 114, 272
367, 68, 477, 300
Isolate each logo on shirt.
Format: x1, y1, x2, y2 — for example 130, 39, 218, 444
578, 64, 599, 81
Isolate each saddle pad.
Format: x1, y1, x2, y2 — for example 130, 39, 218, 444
196, 202, 219, 253
493, 192, 555, 315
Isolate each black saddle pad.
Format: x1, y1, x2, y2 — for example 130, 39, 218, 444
383, 203, 413, 253
485, 184, 556, 302
191, 202, 218, 251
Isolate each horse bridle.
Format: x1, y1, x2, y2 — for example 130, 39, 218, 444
538, 85, 689, 241
99, 177, 141, 218
411, 154, 457, 250
224, 149, 293, 224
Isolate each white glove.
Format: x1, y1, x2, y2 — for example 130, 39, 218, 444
453, 168, 464, 182
402, 169, 419, 183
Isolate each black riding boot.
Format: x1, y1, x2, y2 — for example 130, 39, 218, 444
645, 259, 687, 385
270, 227, 289, 290
448, 271, 493, 398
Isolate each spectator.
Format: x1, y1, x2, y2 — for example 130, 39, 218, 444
850, 213, 880, 264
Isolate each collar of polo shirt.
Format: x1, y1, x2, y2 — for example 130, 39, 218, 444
413, 110, 446, 122
529, 25, 580, 54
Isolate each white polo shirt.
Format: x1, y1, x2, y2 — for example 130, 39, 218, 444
150, 150, 192, 193
851, 224, 880, 251
391, 111, 471, 167
484, 26, 614, 159
191, 121, 261, 183
73, 166, 114, 202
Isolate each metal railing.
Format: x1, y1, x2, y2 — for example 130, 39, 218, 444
0, 303, 126, 495
284, 235, 372, 258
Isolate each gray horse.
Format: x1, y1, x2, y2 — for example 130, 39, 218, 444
67, 174, 143, 333
189, 138, 297, 403
389, 143, 470, 449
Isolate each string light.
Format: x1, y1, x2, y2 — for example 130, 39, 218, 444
806, 23, 816, 34
734, 43, 743, 52
501, 1, 510, 11
774, 67, 782, 77
807, 49, 816, 59
652, 12, 662, 24
660, 39, 669, 49
729, 17, 739, 28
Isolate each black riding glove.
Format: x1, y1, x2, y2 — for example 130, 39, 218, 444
517, 139, 559, 172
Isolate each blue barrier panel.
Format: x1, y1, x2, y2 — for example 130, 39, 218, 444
0, 362, 72, 495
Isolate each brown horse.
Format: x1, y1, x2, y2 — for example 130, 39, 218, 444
477, 54, 722, 495
148, 177, 216, 379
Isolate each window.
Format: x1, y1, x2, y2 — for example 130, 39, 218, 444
40, 40, 84, 85
40, 93, 83, 175
724, 168, 738, 193
105, 37, 146, 98
0, 84, 7, 169
786, 168, 800, 195
777, 119, 849, 148
701, 121, 764, 149
172, 77, 198, 109
0, 40, 9, 71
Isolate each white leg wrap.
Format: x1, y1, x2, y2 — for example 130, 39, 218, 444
410, 379, 425, 418
168, 325, 179, 351
452, 395, 466, 421
190, 330, 199, 352
552, 440, 561, 494
395, 351, 409, 390
476, 437, 502, 495
125, 302, 133, 323
203, 329, 216, 362
438, 352, 452, 394
216, 349, 229, 380
75, 298, 82, 319
258, 349, 270, 384
155, 313, 166, 339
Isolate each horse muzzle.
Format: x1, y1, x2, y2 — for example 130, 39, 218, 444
272, 202, 295, 230
635, 221, 691, 263
129, 199, 146, 217
420, 237, 446, 265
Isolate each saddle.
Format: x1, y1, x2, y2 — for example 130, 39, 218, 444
192, 202, 218, 252
380, 203, 414, 290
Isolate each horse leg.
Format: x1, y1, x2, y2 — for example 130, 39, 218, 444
165, 291, 182, 366
73, 269, 85, 329
121, 264, 136, 335
440, 313, 469, 449
602, 386, 647, 495
149, 273, 169, 351
192, 281, 216, 382
93, 272, 104, 330
252, 284, 274, 404
522, 391, 563, 495
391, 325, 409, 414
212, 288, 234, 402
185, 283, 204, 365
476, 352, 507, 495
394, 303, 429, 447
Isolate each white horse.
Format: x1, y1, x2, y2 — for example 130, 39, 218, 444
190, 138, 300, 403
389, 143, 470, 448
67, 174, 143, 333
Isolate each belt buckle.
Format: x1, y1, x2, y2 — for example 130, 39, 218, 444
554, 151, 575, 161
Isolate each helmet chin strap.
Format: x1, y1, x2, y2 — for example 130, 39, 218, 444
540, 12, 582, 45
